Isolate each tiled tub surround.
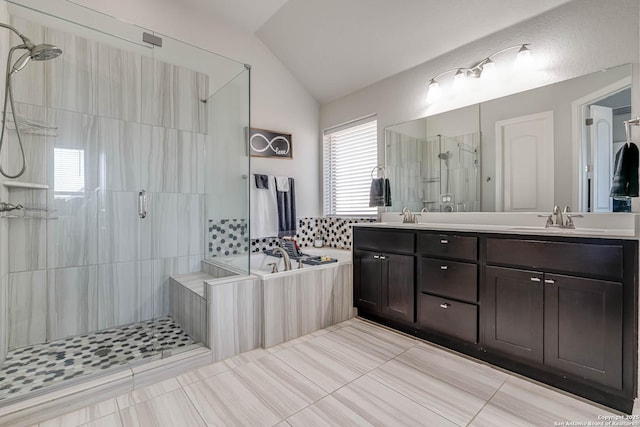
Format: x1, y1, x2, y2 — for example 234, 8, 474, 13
0, 12, 210, 405
206, 248, 355, 349
208, 217, 377, 257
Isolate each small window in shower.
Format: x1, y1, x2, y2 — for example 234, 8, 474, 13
54, 148, 85, 198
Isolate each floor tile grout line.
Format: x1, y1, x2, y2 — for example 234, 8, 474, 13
179, 381, 216, 427
464, 376, 509, 426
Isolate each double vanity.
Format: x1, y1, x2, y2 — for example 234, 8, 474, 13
352, 212, 639, 413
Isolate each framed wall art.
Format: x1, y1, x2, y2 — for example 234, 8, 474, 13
248, 127, 293, 159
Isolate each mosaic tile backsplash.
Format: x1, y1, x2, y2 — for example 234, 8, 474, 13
209, 217, 377, 256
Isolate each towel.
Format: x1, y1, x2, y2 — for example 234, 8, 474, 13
369, 178, 392, 207
254, 174, 269, 189
277, 178, 296, 237
610, 143, 639, 197
275, 176, 290, 192
250, 175, 279, 239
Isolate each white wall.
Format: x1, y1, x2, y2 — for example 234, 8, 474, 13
320, 0, 640, 209
18, 0, 321, 217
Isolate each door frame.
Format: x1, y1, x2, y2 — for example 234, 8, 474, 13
571, 76, 631, 211
495, 110, 554, 211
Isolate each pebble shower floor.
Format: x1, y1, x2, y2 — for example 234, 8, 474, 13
0, 317, 196, 402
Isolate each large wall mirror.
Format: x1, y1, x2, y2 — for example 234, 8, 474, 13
385, 63, 634, 213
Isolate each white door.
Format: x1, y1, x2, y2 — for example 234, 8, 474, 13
590, 105, 613, 212
495, 111, 554, 211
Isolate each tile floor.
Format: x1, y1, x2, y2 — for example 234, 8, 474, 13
0, 317, 197, 402
33, 318, 631, 427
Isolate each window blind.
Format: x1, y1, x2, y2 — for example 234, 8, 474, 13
323, 118, 377, 216
54, 148, 85, 196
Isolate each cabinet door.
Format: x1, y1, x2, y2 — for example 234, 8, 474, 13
484, 266, 544, 363
354, 250, 382, 313
544, 273, 623, 389
381, 253, 414, 323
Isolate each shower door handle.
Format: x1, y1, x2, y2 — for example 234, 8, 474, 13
139, 190, 147, 219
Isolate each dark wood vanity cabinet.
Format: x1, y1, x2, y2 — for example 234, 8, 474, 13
416, 233, 479, 343
353, 229, 415, 324
352, 225, 638, 413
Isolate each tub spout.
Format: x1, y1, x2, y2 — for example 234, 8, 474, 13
273, 247, 292, 271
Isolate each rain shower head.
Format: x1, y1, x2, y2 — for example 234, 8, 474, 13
10, 44, 62, 74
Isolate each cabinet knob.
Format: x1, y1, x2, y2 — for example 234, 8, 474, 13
530, 277, 541, 282
544, 279, 555, 284
440, 265, 448, 270
439, 303, 450, 309
440, 239, 449, 244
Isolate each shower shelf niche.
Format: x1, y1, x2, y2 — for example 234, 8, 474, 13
1, 181, 49, 190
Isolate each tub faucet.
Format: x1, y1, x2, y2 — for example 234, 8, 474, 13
273, 247, 292, 271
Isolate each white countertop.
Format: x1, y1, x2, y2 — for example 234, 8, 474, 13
357, 212, 640, 239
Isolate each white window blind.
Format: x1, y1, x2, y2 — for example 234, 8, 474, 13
323, 118, 377, 216
54, 148, 85, 197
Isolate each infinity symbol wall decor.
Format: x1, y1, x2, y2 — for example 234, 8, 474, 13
248, 128, 293, 159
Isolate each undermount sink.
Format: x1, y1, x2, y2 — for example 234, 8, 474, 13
508, 226, 608, 234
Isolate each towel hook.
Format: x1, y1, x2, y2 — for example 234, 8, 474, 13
624, 117, 640, 147
371, 165, 385, 179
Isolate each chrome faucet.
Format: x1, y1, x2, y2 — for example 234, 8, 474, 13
540, 206, 583, 229
0, 202, 22, 212
553, 205, 563, 227
401, 207, 416, 223
272, 247, 292, 271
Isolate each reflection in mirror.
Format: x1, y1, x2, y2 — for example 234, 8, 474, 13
384, 63, 634, 213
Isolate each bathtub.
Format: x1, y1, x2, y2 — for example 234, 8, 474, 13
204, 247, 354, 348
204, 247, 352, 277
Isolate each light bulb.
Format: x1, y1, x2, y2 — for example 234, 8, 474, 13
480, 59, 496, 79
515, 44, 533, 70
453, 69, 467, 89
426, 79, 441, 103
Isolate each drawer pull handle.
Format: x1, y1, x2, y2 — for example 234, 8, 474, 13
373, 255, 380, 259
440, 239, 449, 244
530, 277, 541, 282
440, 265, 448, 270
440, 303, 450, 309
544, 279, 555, 284
379, 256, 387, 260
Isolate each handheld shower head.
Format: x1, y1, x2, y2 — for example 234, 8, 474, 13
9, 43, 62, 75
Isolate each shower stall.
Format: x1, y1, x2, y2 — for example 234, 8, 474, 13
386, 131, 480, 212
0, 0, 249, 405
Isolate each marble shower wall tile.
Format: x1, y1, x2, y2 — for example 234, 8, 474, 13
49, 109, 100, 192
177, 131, 205, 194
207, 276, 262, 362
96, 43, 141, 122
150, 258, 177, 319
98, 191, 139, 264
151, 193, 178, 259
8, 189, 47, 272
7, 103, 50, 185
140, 125, 178, 193
0, 274, 7, 365
97, 117, 141, 192
140, 57, 208, 133
169, 278, 207, 345
263, 263, 354, 348
8, 269, 47, 349
8, 16, 46, 106
47, 266, 98, 340
44, 26, 98, 114
47, 190, 98, 269
177, 194, 203, 258
97, 262, 144, 330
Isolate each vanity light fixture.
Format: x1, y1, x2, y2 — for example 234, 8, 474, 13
426, 44, 532, 102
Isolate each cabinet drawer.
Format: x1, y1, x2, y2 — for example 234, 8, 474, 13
419, 258, 477, 302
486, 238, 623, 280
417, 294, 477, 343
353, 228, 414, 253
418, 233, 477, 261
